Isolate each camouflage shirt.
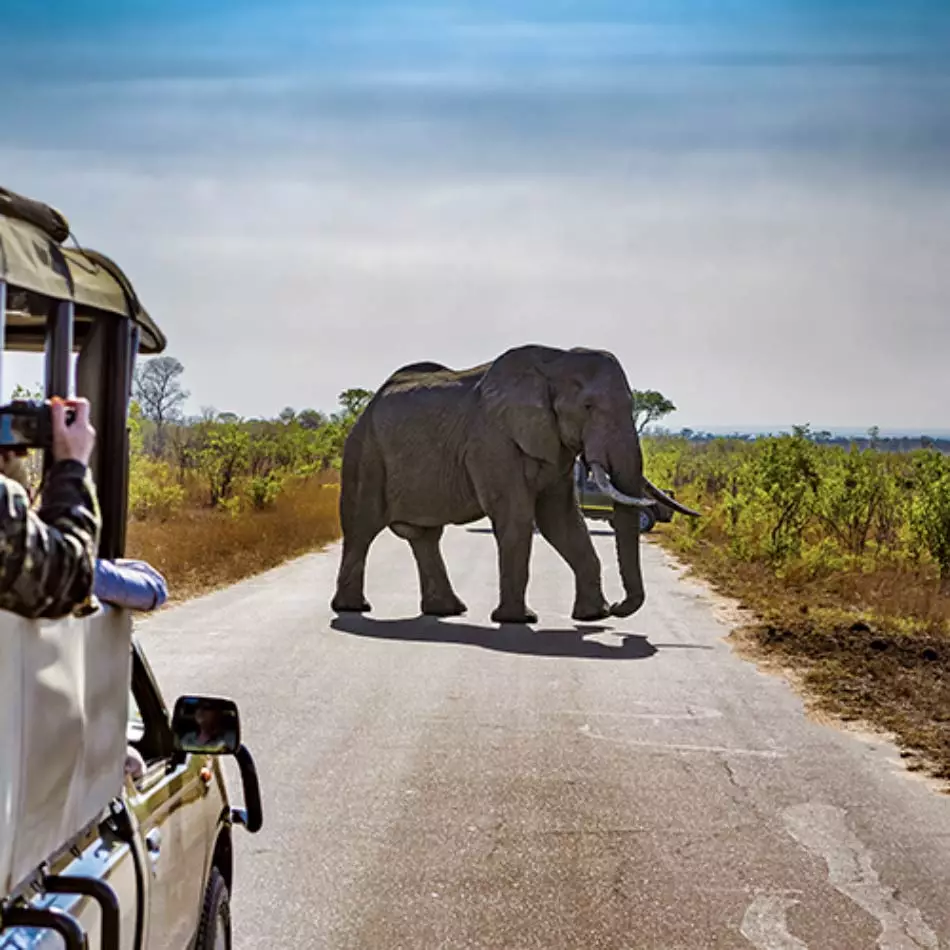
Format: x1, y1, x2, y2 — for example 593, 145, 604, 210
0, 459, 101, 619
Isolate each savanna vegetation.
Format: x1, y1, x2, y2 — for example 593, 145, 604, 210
73, 362, 947, 777
121, 356, 371, 599
641, 424, 950, 780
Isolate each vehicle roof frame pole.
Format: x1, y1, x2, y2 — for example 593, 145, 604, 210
45, 299, 75, 399
0, 280, 6, 399
98, 316, 134, 560
42, 297, 75, 479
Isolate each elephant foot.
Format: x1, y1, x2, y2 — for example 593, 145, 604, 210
491, 605, 538, 625
421, 594, 468, 617
572, 598, 611, 622
331, 592, 372, 613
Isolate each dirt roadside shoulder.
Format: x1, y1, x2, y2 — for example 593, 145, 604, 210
648, 534, 950, 790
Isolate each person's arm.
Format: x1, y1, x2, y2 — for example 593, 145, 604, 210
96, 558, 168, 612
0, 399, 100, 620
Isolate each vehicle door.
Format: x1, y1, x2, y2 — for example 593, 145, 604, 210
0, 679, 146, 950
0, 809, 142, 950
125, 654, 213, 950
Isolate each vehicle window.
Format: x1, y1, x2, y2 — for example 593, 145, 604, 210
128, 656, 174, 764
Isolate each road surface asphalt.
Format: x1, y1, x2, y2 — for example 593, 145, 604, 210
138, 523, 950, 949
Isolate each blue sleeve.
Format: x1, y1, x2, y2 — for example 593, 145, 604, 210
94, 559, 168, 612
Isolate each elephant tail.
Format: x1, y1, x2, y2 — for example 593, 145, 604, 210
338, 411, 387, 536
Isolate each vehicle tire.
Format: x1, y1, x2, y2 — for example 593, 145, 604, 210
195, 868, 231, 950
639, 508, 657, 533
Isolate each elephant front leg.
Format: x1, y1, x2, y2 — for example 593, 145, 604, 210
489, 514, 538, 624
535, 483, 609, 622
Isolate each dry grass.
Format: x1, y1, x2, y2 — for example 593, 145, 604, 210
653, 525, 950, 781
127, 476, 342, 602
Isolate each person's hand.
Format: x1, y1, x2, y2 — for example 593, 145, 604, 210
51, 397, 96, 466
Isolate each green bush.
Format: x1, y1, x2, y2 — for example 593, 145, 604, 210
642, 430, 948, 581
248, 473, 284, 510
129, 456, 185, 520
909, 451, 950, 578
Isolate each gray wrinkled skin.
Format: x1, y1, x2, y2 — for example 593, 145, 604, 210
331, 344, 650, 624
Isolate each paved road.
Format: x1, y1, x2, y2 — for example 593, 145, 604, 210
139, 523, 950, 949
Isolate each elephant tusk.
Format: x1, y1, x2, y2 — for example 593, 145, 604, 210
589, 463, 655, 508
643, 476, 702, 517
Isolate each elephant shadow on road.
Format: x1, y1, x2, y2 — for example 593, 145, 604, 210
329, 614, 709, 660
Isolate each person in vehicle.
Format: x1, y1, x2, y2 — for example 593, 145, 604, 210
0, 398, 100, 619
125, 746, 147, 782
0, 409, 166, 784
0, 439, 169, 614
181, 703, 233, 753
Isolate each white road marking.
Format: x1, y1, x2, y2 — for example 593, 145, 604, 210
577, 724, 785, 758
740, 893, 809, 950
783, 803, 939, 950
554, 704, 723, 721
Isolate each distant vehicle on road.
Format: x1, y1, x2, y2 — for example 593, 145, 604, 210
573, 459, 676, 533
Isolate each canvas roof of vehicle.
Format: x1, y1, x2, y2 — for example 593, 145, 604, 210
0, 186, 166, 354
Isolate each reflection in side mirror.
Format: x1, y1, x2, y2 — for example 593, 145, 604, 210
172, 695, 240, 756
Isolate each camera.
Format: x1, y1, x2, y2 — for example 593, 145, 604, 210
0, 400, 75, 450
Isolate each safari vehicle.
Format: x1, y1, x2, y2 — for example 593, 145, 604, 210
0, 186, 262, 950
573, 459, 676, 533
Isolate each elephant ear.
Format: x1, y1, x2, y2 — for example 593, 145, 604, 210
478, 346, 562, 464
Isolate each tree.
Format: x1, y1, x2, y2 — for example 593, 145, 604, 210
279, 406, 297, 424
197, 422, 250, 508
631, 390, 676, 433
337, 388, 374, 418
297, 408, 328, 431
133, 356, 189, 453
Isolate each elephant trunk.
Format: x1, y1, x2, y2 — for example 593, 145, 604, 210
584, 435, 647, 618
610, 502, 646, 617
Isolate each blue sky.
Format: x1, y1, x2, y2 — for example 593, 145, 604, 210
2, 1, 948, 428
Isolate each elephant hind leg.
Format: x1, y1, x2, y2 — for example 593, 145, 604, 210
332, 524, 384, 613
332, 435, 386, 613
403, 525, 467, 617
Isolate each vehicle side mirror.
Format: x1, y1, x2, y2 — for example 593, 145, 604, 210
172, 695, 240, 755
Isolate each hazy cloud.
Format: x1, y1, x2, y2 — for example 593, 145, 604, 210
2, 0, 948, 429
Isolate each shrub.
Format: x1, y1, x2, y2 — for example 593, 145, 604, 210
909, 451, 950, 579
128, 456, 185, 520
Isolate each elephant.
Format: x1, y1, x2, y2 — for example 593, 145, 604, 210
330, 344, 699, 624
